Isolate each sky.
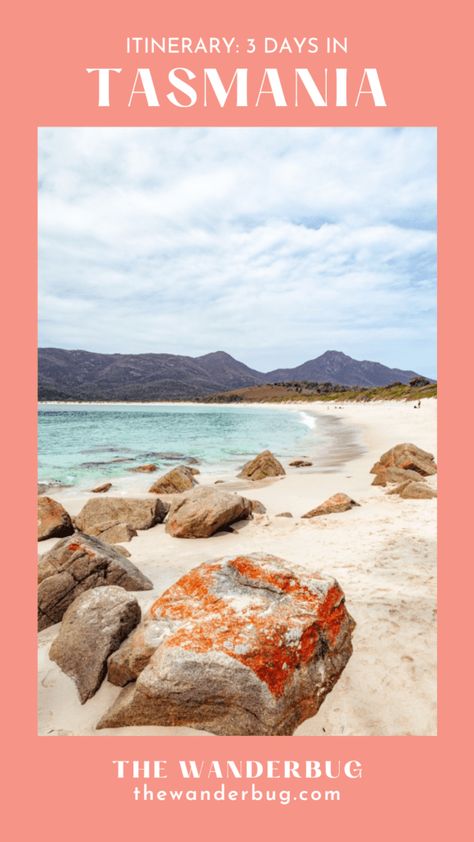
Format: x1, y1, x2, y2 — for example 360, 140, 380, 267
38, 127, 437, 377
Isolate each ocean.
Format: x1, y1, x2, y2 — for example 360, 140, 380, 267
38, 403, 317, 489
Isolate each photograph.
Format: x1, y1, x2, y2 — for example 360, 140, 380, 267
37, 126, 437, 737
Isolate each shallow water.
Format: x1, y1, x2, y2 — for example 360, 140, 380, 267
38, 403, 316, 489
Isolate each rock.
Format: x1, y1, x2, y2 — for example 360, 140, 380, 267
370, 443, 437, 477
165, 486, 252, 538
238, 450, 286, 481
289, 460, 313, 467
75, 497, 167, 533
128, 463, 158, 473
49, 587, 141, 703
276, 512, 293, 518
302, 493, 359, 518
38, 483, 49, 495
371, 466, 422, 487
99, 553, 355, 735
250, 499, 266, 514
38, 496, 74, 541
188, 467, 200, 475
145, 453, 199, 465
113, 545, 131, 557
148, 466, 198, 494
409, 376, 431, 387
388, 480, 437, 499
38, 531, 153, 630
91, 482, 112, 493
83, 521, 138, 544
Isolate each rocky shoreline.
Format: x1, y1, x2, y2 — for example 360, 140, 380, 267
38, 399, 437, 737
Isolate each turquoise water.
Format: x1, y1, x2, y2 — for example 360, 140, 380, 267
38, 403, 316, 488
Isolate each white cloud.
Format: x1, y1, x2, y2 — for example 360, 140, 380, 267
38, 127, 437, 375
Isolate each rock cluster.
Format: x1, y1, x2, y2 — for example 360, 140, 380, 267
38, 531, 153, 630
290, 459, 313, 467
38, 496, 74, 541
238, 450, 286, 481
166, 486, 252, 538
49, 586, 141, 703
98, 553, 355, 735
370, 443, 437, 499
371, 443, 437, 478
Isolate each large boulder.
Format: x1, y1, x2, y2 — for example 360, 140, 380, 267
148, 466, 197, 494
238, 450, 286, 481
98, 553, 355, 735
38, 496, 74, 541
371, 443, 437, 477
49, 587, 141, 703
165, 486, 252, 538
74, 497, 167, 536
302, 493, 359, 518
38, 531, 153, 631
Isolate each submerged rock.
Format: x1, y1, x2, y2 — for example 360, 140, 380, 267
165, 486, 252, 538
302, 493, 359, 518
38, 531, 153, 630
38, 496, 74, 541
98, 553, 355, 735
75, 497, 167, 533
128, 463, 158, 473
49, 587, 141, 703
148, 466, 197, 494
238, 450, 286, 481
371, 443, 437, 477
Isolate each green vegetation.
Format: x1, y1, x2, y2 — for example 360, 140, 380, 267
203, 381, 437, 404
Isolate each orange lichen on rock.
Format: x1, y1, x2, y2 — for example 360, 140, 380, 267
144, 554, 349, 697
101, 553, 355, 735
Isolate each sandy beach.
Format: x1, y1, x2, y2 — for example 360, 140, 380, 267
38, 398, 437, 737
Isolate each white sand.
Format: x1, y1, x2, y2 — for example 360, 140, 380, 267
38, 398, 437, 737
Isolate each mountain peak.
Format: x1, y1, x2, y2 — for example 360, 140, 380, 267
196, 350, 233, 361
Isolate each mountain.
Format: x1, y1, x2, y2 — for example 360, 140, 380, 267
267, 350, 424, 388
38, 348, 265, 401
38, 347, 431, 401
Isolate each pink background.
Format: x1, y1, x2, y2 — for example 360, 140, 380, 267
2, 0, 471, 837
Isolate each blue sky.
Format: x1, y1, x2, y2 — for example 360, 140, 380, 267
38, 127, 437, 376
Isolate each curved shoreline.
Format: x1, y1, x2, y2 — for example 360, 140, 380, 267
38, 400, 367, 492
